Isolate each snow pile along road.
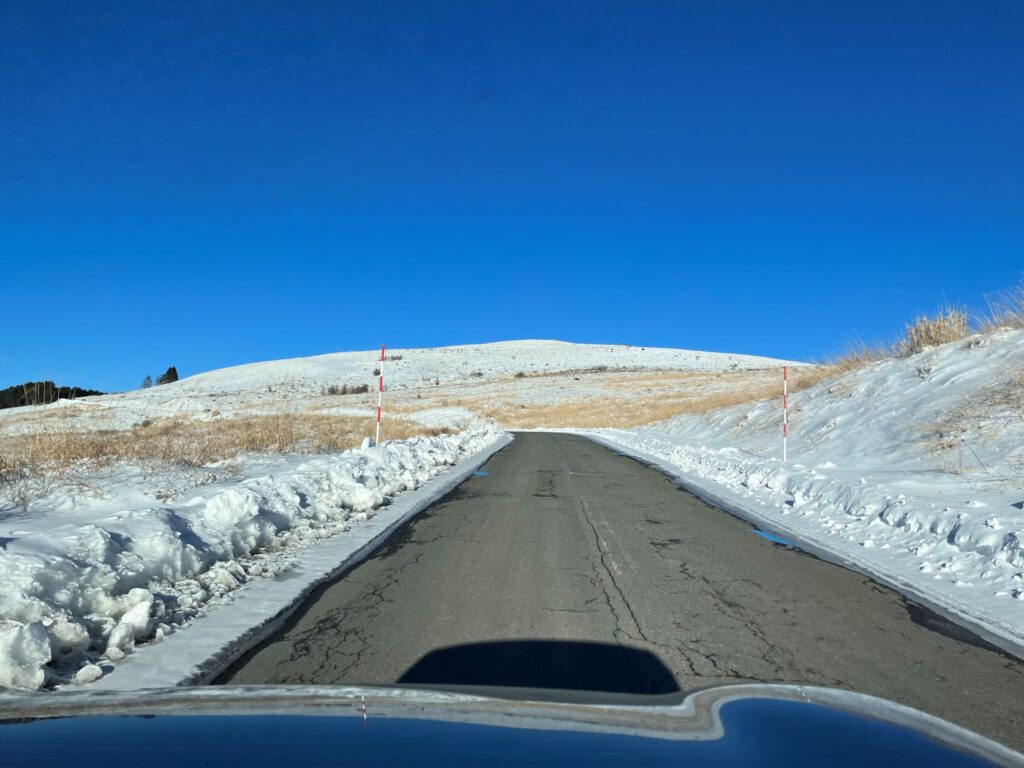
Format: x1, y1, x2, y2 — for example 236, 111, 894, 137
586, 329, 1024, 653
0, 429, 501, 690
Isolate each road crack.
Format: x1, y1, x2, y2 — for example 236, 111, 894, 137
577, 498, 667, 657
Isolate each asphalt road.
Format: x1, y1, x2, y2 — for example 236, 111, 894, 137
219, 432, 1024, 749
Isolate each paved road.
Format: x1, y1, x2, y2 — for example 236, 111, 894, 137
219, 432, 1024, 749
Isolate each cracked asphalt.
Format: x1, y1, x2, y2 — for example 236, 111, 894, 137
218, 432, 1024, 750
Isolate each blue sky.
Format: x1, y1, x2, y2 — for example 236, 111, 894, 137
2, 1, 1022, 391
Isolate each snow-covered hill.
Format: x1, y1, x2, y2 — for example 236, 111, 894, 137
182, 339, 794, 391
587, 328, 1024, 654
0, 340, 798, 433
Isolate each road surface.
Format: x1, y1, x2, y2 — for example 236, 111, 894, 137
219, 432, 1024, 749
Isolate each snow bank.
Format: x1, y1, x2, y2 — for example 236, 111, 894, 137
88, 433, 513, 690
582, 329, 1024, 654
0, 621, 50, 690
0, 429, 501, 690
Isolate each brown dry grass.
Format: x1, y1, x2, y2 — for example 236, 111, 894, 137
483, 391, 758, 429
897, 307, 969, 357
920, 365, 1024, 483
779, 343, 891, 396
598, 370, 755, 390
469, 367, 836, 429
382, 367, 852, 430
989, 367, 1024, 417
981, 282, 1024, 331
385, 363, 887, 429
0, 414, 447, 503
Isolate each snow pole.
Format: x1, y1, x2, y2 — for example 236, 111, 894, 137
782, 366, 789, 462
375, 344, 385, 446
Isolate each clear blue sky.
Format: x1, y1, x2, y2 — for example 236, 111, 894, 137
2, 1, 1022, 391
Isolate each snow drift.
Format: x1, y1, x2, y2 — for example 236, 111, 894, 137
0, 429, 500, 690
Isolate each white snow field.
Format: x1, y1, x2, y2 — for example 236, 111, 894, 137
583, 328, 1024, 656
0, 429, 503, 690
0, 340, 795, 435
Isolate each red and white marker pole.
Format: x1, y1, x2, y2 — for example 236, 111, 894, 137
375, 344, 385, 446
782, 366, 789, 462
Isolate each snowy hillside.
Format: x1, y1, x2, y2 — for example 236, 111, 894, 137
180, 339, 792, 391
0, 340, 797, 434
587, 328, 1024, 653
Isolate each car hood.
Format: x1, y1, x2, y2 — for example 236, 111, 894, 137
0, 683, 1018, 766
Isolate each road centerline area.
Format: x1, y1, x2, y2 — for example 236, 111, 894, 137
217, 432, 1024, 749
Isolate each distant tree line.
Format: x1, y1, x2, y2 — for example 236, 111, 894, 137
0, 381, 105, 410
141, 367, 179, 389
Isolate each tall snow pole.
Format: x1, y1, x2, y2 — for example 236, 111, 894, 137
782, 366, 789, 462
375, 344, 385, 446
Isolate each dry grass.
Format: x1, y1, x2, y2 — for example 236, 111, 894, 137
828, 341, 892, 373
981, 282, 1024, 331
483, 391, 762, 429
784, 341, 893, 394
390, 363, 885, 427
509, 365, 618, 379
989, 367, 1024, 417
471, 368, 836, 429
598, 370, 751, 389
384, 367, 846, 430
897, 307, 969, 357
601, 346, 890, 408
0, 414, 447, 507
920, 364, 1024, 484
797, 308, 970, 375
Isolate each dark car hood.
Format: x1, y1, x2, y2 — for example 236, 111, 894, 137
0, 683, 1019, 766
